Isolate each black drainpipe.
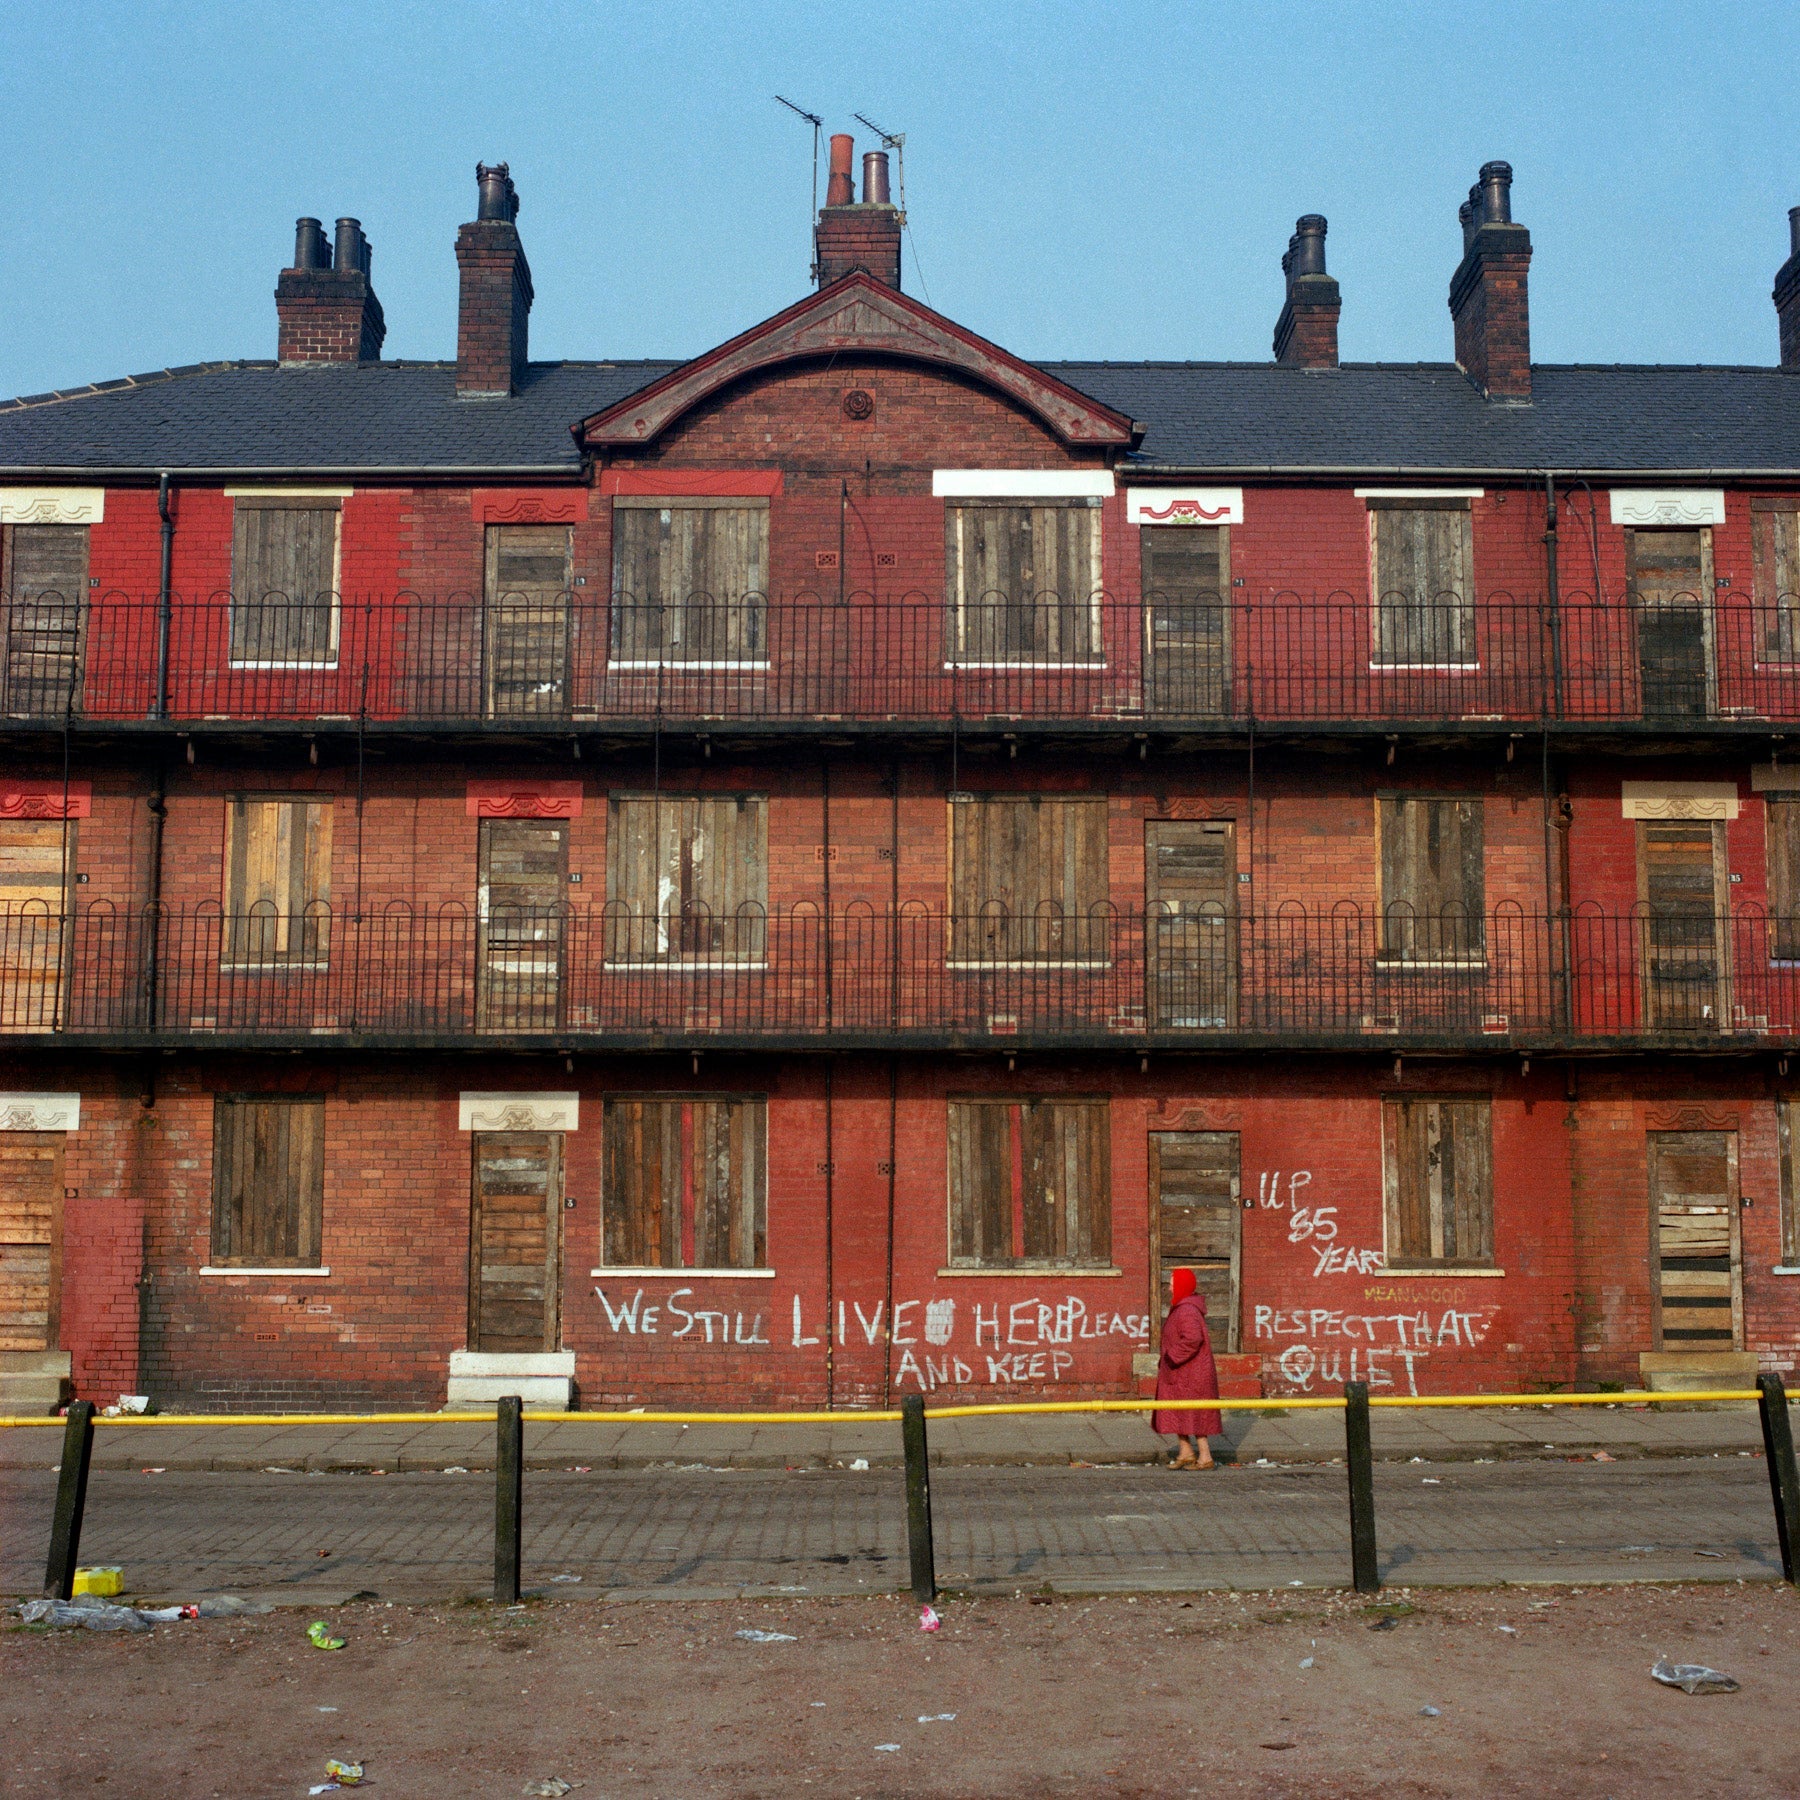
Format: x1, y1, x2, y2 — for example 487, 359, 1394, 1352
143, 765, 167, 1032
154, 474, 174, 719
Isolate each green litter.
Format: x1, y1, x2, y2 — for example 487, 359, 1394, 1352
306, 1620, 345, 1651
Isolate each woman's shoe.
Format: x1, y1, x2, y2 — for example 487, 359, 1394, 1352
1168, 1446, 1198, 1469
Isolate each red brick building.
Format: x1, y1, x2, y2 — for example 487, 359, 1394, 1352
4, 149, 1800, 1413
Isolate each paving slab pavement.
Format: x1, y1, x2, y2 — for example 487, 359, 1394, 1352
0, 1400, 1768, 1472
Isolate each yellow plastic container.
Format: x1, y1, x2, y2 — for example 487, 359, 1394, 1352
71, 1567, 122, 1598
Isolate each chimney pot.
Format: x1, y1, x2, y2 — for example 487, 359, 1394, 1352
1775, 204, 1800, 369
476, 162, 518, 223
1459, 198, 1476, 254
333, 218, 367, 277
1790, 204, 1800, 258
826, 134, 855, 208
293, 217, 329, 271
862, 150, 891, 206
1273, 212, 1340, 368
1478, 160, 1514, 225
1292, 214, 1328, 278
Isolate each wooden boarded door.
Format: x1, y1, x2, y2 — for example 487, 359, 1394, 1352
1146, 821, 1236, 1028
1143, 526, 1229, 715
2, 525, 88, 718
0, 819, 72, 1031
1640, 821, 1726, 1032
469, 1132, 563, 1353
1151, 1131, 1241, 1352
1630, 528, 1714, 719
478, 819, 568, 1031
1648, 1131, 1741, 1353
485, 526, 572, 718
0, 1133, 64, 1352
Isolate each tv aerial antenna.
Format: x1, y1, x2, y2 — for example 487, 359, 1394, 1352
852, 112, 907, 215
774, 95, 823, 284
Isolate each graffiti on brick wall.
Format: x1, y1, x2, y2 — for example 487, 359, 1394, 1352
1253, 1303, 1497, 1396
1257, 1166, 1388, 1276
590, 1285, 1149, 1389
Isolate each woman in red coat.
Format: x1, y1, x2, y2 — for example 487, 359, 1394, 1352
1152, 1267, 1222, 1469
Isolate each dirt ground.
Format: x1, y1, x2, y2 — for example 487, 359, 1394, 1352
4, 1583, 1798, 1799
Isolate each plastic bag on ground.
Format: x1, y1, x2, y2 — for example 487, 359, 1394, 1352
734, 1628, 796, 1643
523, 1782, 573, 1798
18, 1598, 152, 1632
197, 1594, 272, 1617
1651, 1657, 1740, 1695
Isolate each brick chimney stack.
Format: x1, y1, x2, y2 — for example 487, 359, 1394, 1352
1774, 206, 1800, 370
1273, 214, 1340, 368
1448, 161, 1533, 400
815, 135, 902, 290
455, 163, 534, 397
275, 216, 385, 364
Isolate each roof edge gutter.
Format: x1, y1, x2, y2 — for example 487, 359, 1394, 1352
1123, 464, 1800, 482
0, 466, 585, 482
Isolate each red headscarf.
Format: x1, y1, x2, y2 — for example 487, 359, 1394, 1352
1170, 1267, 1197, 1305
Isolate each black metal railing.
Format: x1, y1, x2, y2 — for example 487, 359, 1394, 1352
3, 901, 1796, 1046
6, 587, 1800, 729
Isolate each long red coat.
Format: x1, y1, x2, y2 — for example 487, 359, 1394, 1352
1152, 1293, 1222, 1437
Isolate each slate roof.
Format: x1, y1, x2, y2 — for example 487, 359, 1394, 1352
3, 354, 1799, 477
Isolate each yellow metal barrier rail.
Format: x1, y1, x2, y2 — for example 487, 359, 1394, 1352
0, 1389, 1769, 1428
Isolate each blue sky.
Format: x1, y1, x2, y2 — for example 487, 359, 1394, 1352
3, 1, 1797, 396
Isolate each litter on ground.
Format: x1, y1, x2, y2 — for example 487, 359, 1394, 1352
735, 1628, 797, 1643
1651, 1658, 1740, 1695
307, 1621, 346, 1651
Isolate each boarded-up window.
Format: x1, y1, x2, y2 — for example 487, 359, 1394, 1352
602, 1096, 767, 1270
485, 524, 572, 716
606, 795, 767, 962
1382, 1096, 1494, 1268
1767, 798, 1800, 960
1368, 500, 1475, 665
231, 500, 340, 665
947, 1097, 1111, 1269
222, 798, 332, 967
1, 525, 88, 716
0, 1132, 64, 1352
946, 502, 1103, 663
0, 818, 74, 1031
1142, 525, 1229, 714
209, 1096, 325, 1267
1629, 528, 1714, 719
611, 499, 767, 663
948, 795, 1109, 963
1377, 796, 1485, 962
1753, 503, 1800, 660
1640, 819, 1726, 1031
1779, 1099, 1800, 1267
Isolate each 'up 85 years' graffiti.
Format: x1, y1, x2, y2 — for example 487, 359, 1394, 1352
592, 1287, 1149, 1390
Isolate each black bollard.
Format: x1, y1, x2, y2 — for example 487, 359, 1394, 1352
1344, 1381, 1379, 1594
44, 1401, 96, 1599
1757, 1373, 1800, 1585
900, 1394, 937, 1604
495, 1394, 524, 1604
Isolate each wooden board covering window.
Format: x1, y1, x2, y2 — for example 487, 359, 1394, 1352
1377, 797, 1485, 961
1766, 799, 1800, 961
1382, 1096, 1494, 1268
946, 502, 1102, 663
605, 796, 767, 961
1, 524, 87, 717
1752, 505, 1800, 660
947, 1097, 1111, 1270
1368, 500, 1475, 665
948, 796, 1109, 963
223, 799, 332, 966
1146, 819, 1236, 1027
1142, 525, 1229, 715
0, 1132, 64, 1351
485, 524, 571, 717
1628, 528, 1714, 718
1151, 1131, 1240, 1352
1778, 1099, 1800, 1267
209, 1096, 325, 1267
1648, 1130, 1741, 1352
469, 1132, 562, 1353
601, 1096, 767, 1270
477, 818, 567, 1031
0, 818, 74, 1030
610, 498, 768, 663
231, 500, 339, 664
1639, 820, 1726, 1032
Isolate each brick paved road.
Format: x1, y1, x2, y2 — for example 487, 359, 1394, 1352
1, 1457, 1783, 1602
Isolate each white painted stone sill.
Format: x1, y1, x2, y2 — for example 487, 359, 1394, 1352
589, 1267, 773, 1279
199, 1266, 329, 1277
1374, 1266, 1506, 1278
935, 1266, 1123, 1278
1772, 1266, 1800, 1276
